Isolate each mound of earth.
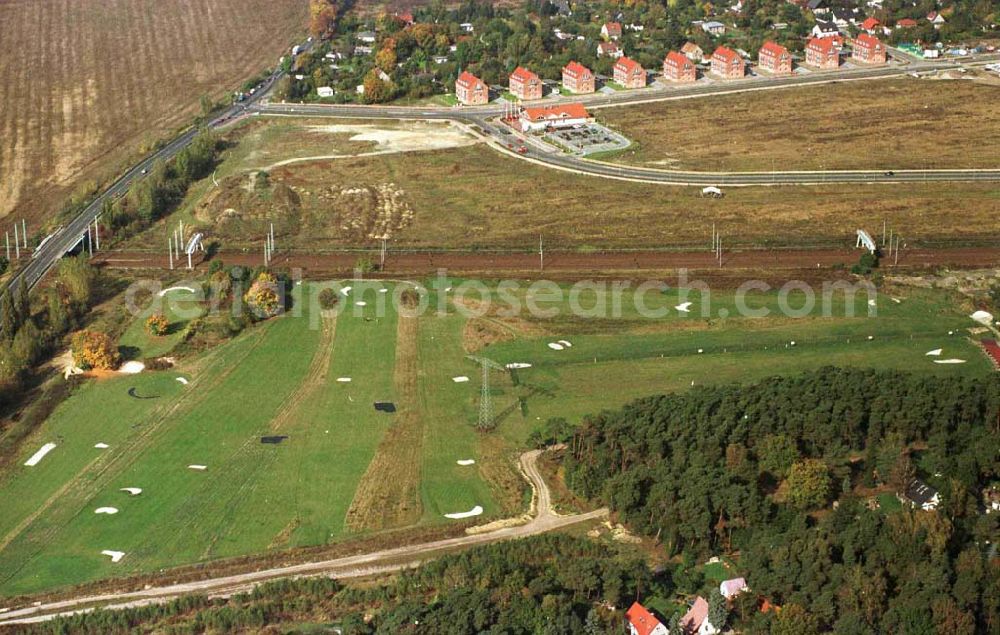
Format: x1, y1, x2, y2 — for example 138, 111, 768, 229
304, 181, 414, 241
194, 171, 301, 240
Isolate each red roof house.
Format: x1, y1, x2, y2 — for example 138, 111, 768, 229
562, 61, 595, 94
861, 16, 880, 32
613, 56, 647, 88
896, 18, 918, 28
455, 71, 488, 105
597, 41, 623, 58
852, 33, 886, 64
625, 602, 669, 635
806, 36, 840, 69
519, 103, 592, 132
711, 46, 745, 79
663, 51, 697, 82
602, 21, 622, 40
509, 66, 543, 100
680, 596, 718, 634
758, 41, 792, 75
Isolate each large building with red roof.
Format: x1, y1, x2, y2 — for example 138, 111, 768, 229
562, 61, 595, 94
613, 56, 647, 88
806, 37, 840, 69
663, 51, 697, 82
518, 103, 592, 132
758, 41, 792, 75
852, 33, 886, 64
509, 66, 543, 100
625, 602, 668, 635
455, 71, 488, 105
711, 46, 745, 79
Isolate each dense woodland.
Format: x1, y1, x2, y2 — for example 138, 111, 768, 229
565, 367, 1000, 633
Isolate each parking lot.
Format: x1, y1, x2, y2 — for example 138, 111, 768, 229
545, 123, 631, 155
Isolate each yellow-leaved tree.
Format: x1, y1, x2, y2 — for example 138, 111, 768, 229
71, 330, 120, 370
244, 272, 283, 319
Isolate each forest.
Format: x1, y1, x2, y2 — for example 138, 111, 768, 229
564, 367, 1000, 633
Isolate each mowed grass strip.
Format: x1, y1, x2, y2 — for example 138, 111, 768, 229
598, 79, 1000, 171
117, 288, 205, 360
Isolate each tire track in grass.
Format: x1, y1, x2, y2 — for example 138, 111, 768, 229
344, 314, 423, 532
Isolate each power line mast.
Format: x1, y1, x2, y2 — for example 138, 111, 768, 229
466, 355, 506, 431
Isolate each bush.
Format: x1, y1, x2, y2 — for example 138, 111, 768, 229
244, 272, 283, 319
71, 330, 120, 370
318, 288, 339, 309
145, 314, 169, 336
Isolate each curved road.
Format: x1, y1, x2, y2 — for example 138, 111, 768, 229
0, 449, 606, 626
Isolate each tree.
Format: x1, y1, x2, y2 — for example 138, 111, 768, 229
362, 70, 395, 104
71, 330, 120, 370
244, 272, 283, 319
771, 604, 820, 635
375, 46, 397, 72
318, 288, 339, 309
145, 314, 169, 336
786, 459, 831, 509
15, 278, 30, 325
757, 434, 798, 478
708, 588, 730, 632
0, 291, 18, 341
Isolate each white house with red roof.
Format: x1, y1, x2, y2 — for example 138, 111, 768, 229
711, 46, 745, 79
455, 71, 488, 105
519, 103, 592, 132
614, 56, 647, 88
597, 41, 623, 58
625, 602, 668, 635
680, 596, 719, 635
562, 61, 595, 93
602, 21, 622, 40
720, 577, 749, 599
509, 66, 543, 100
757, 41, 792, 74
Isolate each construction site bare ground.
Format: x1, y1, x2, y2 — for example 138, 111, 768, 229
0, 0, 307, 226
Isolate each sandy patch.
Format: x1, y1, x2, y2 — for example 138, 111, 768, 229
187, 464, 207, 471
94, 443, 109, 449
505, 362, 532, 369
94, 507, 118, 515
101, 550, 125, 563
355, 301, 367, 307
452, 376, 469, 383
444, 505, 484, 519
175, 377, 189, 385
547, 342, 564, 350
971, 310, 994, 325
340, 286, 352, 295
926, 349, 943, 356
675, 302, 693, 312
456, 459, 476, 466
119, 361, 145, 375
158, 286, 197, 297
120, 488, 142, 496
24, 443, 56, 467
934, 359, 967, 364
337, 377, 352, 382
558, 340, 572, 347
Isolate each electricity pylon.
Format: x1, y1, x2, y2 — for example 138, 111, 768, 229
466, 355, 505, 431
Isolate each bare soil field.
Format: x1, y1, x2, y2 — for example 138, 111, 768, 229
598, 79, 1000, 171
0, 0, 307, 226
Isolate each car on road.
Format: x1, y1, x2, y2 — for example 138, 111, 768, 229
517, 146, 528, 154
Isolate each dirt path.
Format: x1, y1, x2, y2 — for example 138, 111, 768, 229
269, 314, 337, 432
344, 314, 423, 531
0, 449, 606, 625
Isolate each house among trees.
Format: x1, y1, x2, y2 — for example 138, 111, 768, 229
701, 20, 727, 35
682, 41, 705, 61
852, 33, 886, 64
601, 21, 622, 40
899, 477, 940, 511
711, 46, 745, 79
720, 577, 749, 599
625, 602, 668, 635
663, 51, 697, 82
806, 37, 840, 68
562, 61, 595, 94
812, 18, 840, 38
509, 66, 543, 100
896, 17, 918, 28
597, 41, 623, 58
680, 597, 719, 635
455, 71, 488, 105
613, 56, 647, 88
861, 16, 881, 33
518, 103, 591, 132
757, 41, 792, 75
927, 11, 946, 27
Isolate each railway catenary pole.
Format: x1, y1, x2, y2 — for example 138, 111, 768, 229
168, 238, 174, 270
21, 219, 26, 248
5, 233, 8, 261
13, 225, 19, 260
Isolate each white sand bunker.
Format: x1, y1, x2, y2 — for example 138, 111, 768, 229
158, 286, 196, 297
675, 302, 693, 313
971, 310, 994, 325
119, 361, 145, 374
547, 342, 564, 351
176, 377, 189, 385
558, 340, 572, 348
935, 359, 967, 364
337, 377, 352, 382
452, 376, 469, 383
340, 286, 352, 295
926, 349, 943, 356
101, 550, 125, 563
355, 301, 367, 307
188, 464, 207, 471
24, 443, 57, 467
94, 507, 118, 515
505, 362, 532, 369
120, 487, 143, 496
379, 288, 388, 293
94, 442, 109, 449
444, 505, 484, 519
456, 459, 476, 466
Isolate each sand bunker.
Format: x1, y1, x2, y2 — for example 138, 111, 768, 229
558, 340, 572, 347
24, 443, 56, 467
158, 286, 196, 297
337, 377, 352, 382
456, 459, 476, 466
119, 361, 145, 375
176, 377, 189, 385
934, 359, 967, 364
101, 550, 125, 563
379, 288, 388, 293
971, 310, 994, 325
188, 464, 207, 471
94, 507, 118, 515
926, 349, 943, 356
340, 286, 352, 295
355, 301, 367, 307
505, 362, 532, 369
452, 376, 470, 383
675, 302, 693, 313
94, 442, 109, 449
120, 487, 143, 496
547, 342, 564, 351
445, 505, 484, 519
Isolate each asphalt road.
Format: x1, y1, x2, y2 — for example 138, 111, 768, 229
0, 449, 607, 626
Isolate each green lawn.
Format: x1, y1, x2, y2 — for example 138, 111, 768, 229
117, 286, 205, 359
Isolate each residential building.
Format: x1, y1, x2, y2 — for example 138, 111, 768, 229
613, 56, 647, 88
831, 6, 862, 27
861, 16, 881, 32
720, 577, 749, 599
663, 51, 697, 82
899, 478, 940, 511
561, 61, 595, 94
807, 0, 827, 13
455, 71, 488, 105
519, 103, 591, 132
353, 45, 373, 56
758, 41, 792, 74
682, 41, 705, 61
625, 602, 669, 635
597, 41, 623, 58
711, 46, 745, 79
701, 20, 726, 35
806, 37, 840, 68
316, 86, 334, 98
356, 31, 376, 43
896, 17, 918, 28
601, 21, 622, 40
852, 33, 886, 64
681, 597, 719, 635
812, 18, 840, 38
395, 11, 414, 26
927, 11, 946, 27
459, 22, 474, 32
509, 66, 543, 100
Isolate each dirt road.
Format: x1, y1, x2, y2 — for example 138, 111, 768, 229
0, 449, 606, 626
